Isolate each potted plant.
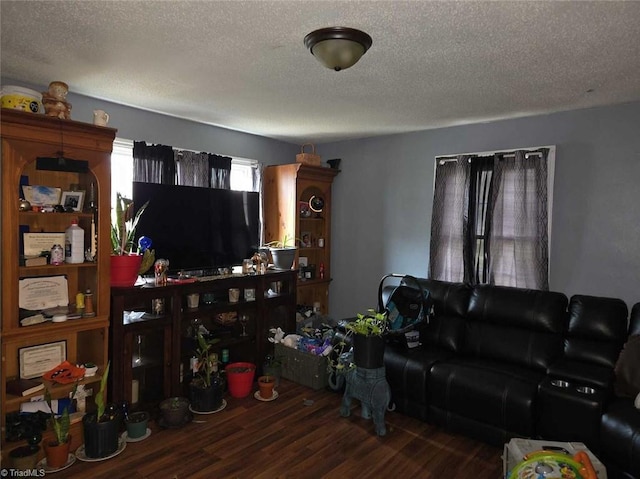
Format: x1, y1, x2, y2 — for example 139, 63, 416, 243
159, 396, 190, 427
264, 234, 299, 270
327, 327, 355, 391
43, 382, 77, 469
345, 309, 389, 369
125, 411, 149, 440
257, 375, 276, 400
189, 332, 223, 413
110, 193, 154, 287
82, 361, 121, 458
262, 354, 283, 388
225, 362, 256, 398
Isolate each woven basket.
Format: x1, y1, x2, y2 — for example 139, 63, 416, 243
296, 143, 321, 166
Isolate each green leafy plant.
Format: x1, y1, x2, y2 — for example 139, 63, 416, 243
45, 382, 78, 445
264, 233, 300, 249
345, 309, 389, 337
192, 332, 220, 388
111, 193, 154, 273
110, 193, 149, 255
263, 353, 283, 369
327, 309, 389, 377
95, 360, 110, 421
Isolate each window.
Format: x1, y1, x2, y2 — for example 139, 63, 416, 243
429, 147, 554, 290
111, 138, 134, 210
229, 157, 258, 192
111, 138, 259, 210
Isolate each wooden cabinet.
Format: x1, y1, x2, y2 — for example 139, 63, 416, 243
1, 109, 115, 454
263, 164, 339, 315
109, 270, 296, 410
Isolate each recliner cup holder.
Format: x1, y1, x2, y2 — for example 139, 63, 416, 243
576, 386, 596, 395
551, 379, 571, 388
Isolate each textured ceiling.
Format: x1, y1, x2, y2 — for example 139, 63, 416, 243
2, 1, 640, 144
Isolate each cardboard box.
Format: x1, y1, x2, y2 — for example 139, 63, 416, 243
275, 343, 328, 390
503, 438, 607, 479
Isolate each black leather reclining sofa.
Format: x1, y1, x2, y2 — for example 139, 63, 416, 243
383, 279, 639, 479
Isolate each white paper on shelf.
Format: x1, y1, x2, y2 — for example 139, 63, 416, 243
19, 275, 69, 310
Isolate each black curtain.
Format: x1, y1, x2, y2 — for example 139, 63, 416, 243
133, 142, 175, 184
465, 155, 494, 284
208, 154, 232, 189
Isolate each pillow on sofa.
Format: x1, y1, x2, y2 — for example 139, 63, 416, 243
614, 334, 640, 397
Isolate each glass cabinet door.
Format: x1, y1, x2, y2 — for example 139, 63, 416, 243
125, 326, 170, 409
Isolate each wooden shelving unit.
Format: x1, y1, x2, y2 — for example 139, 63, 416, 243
1, 109, 115, 458
263, 163, 339, 314
109, 270, 297, 411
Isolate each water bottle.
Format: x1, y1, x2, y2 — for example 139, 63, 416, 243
65, 220, 84, 264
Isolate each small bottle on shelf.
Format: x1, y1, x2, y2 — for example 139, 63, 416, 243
319, 262, 325, 279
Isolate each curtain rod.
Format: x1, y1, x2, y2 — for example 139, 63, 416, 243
437, 150, 543, 164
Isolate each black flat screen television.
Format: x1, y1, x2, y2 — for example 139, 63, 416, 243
132, 182, 260, 275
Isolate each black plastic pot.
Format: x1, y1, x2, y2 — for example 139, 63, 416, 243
353, 335, 385, 369
82, 412, 121, 458
189, 380, 223, 412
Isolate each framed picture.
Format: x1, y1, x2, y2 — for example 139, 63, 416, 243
61, 190, 85, 212
22, 185, 62, 206
301, 232, 312, 248
19, 340, 67, 379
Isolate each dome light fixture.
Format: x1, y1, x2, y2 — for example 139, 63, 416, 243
304, 27, 373, 71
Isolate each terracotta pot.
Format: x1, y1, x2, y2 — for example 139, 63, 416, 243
110, 254, 142, 287
258, 375, 276, 399
44, 435, 71, 469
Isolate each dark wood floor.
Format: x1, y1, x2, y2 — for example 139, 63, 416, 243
57, 380, 503, 478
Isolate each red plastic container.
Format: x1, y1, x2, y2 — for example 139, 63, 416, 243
225, 362, 256, 398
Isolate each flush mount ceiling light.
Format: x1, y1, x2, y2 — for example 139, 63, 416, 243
304, 27, 373, 71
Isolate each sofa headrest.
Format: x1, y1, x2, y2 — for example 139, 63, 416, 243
568, 295, 628, 339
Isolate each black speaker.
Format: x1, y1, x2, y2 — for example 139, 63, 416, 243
36, 156, 88, 173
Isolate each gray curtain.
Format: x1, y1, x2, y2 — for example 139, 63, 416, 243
175, 150, 209, 187
429, 149, 549, 290
488, 149, 549, 289
429, 155, 471, 282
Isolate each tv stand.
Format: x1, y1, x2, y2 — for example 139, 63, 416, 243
109, 270, 296, 410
